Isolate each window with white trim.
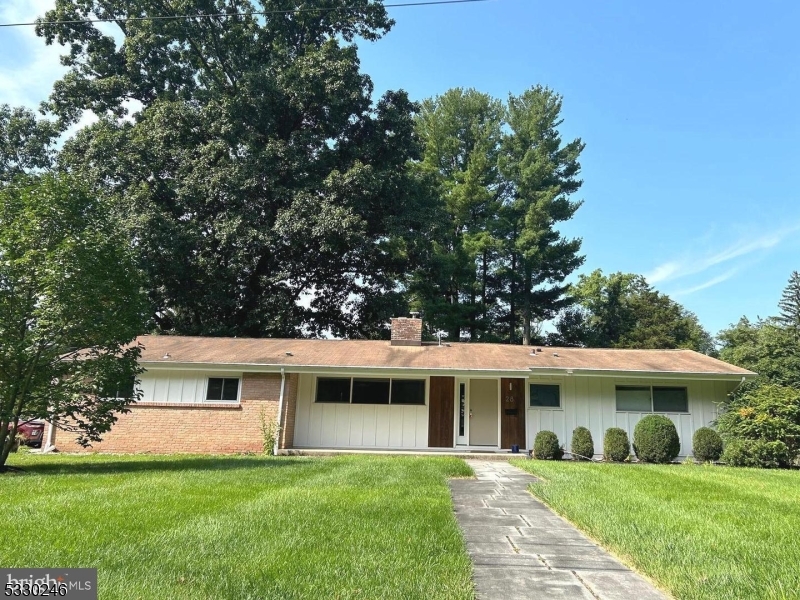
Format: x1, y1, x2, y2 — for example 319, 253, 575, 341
315, 377, 426, 405
615, 385, 688, 413
530, 383, 561, 408
206, 377, 240, 402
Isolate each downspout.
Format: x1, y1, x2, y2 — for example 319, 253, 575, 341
274, 368, 286, 456
42, 417, 57, 453
729, 376, 747, 397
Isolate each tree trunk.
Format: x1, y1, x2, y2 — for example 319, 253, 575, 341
450, 279, 460, 342
522, 268, 532, 345
481, 249, 488, 340
0, 422, 15, 470
469, 286, 476, 342
509, 251, 516, 344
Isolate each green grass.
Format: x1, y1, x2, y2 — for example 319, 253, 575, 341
511, 459, 800, 600
2, 453, 474, 600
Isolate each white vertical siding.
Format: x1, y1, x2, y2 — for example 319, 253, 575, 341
293, 374, 429, 449
527, 375, 732, 457
138, 369, 240, 403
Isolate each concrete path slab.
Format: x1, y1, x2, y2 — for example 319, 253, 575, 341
451, 460, 668, 600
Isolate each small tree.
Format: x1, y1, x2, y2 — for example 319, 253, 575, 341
633, 415, 681, 463
603, 428, 630, 462
0, 175, 146, 470
570, 426, 594, 460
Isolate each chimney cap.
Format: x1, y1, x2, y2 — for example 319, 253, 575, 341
409, 311, 420, 319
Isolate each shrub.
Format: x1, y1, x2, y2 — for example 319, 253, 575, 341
603, 428, 630, 462
692, 427, 723, 462
570, 426, 594, 460
722, 439, 790, 469
259, 407, 280, 456
717, 384, 800, 468
533, 430, 563, 460
633, 415, 681, 463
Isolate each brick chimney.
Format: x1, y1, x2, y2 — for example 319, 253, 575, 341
390, 314, 422, 346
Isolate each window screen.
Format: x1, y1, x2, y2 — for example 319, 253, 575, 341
206, 378, 240, 401
615, 386, 651, 412
390, 379, 426, 405
530, 384, 561, 408
316, 378, 351, 403
653, 387, 688, 412
352, 378, 390, 404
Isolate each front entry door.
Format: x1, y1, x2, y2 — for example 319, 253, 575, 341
500, 378, 526, 449
469, 379, 498, 446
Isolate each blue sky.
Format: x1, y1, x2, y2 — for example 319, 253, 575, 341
1, 0, 798, 335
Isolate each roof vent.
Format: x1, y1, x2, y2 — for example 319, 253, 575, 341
161, 353, 171, 360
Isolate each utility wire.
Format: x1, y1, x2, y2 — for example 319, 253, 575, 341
0, 0, 492, 28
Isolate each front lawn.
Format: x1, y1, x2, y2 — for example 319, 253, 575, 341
511, 459, 800, 600
2, 453, 473, 600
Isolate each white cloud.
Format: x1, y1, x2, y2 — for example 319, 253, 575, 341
0, 1, 65, 109
670, 267, 740, 297
646, 222, 800, 285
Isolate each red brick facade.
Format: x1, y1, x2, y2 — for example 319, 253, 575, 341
52, 372, 298, 454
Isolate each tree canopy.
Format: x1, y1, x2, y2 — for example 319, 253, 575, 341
41, 0, 434, 339
0, 105, 60, 184
0, 175, 146, 469
549, 269, 715, 353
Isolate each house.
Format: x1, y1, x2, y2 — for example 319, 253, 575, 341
51, 316, 755, 457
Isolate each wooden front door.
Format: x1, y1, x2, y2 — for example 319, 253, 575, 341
500, 378, 526, 449
428, 376, 455, 448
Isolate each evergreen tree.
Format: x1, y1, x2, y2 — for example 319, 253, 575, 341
415, 86, 585, 344
498, 86, 585, 344
778, 271, 800, 341
413, 88, 504, 341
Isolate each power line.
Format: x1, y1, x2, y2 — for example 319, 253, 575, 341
0, 0, 492, 28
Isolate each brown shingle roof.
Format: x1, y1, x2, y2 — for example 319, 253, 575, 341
136, 335, 755, 377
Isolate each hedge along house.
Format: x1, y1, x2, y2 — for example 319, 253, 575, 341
51, 316, 755, 457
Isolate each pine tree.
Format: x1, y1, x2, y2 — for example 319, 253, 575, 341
778, 271, 800, 341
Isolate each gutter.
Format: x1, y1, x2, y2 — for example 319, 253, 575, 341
274, 367, 286, 456
138, 361, 754, 381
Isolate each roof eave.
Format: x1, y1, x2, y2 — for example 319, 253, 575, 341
139, 360, 755, 380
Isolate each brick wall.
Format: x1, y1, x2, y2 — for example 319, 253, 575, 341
390, 317, 422, 346
52, 371, 299, 454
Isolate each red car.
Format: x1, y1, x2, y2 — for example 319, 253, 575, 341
14, 419, 45, 448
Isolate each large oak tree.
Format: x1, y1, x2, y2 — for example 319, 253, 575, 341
39, 0, 434, 339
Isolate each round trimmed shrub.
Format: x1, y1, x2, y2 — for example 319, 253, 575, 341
692, 427, 723, 462
603, 427, 630, 462
570, 426, 594, 460
533, 430, 563, 460
633, 415, 680, 463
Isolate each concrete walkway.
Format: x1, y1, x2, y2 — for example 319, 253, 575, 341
450, 461, 668, 600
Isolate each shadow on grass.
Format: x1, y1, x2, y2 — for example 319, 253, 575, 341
6, 455, 310, 476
